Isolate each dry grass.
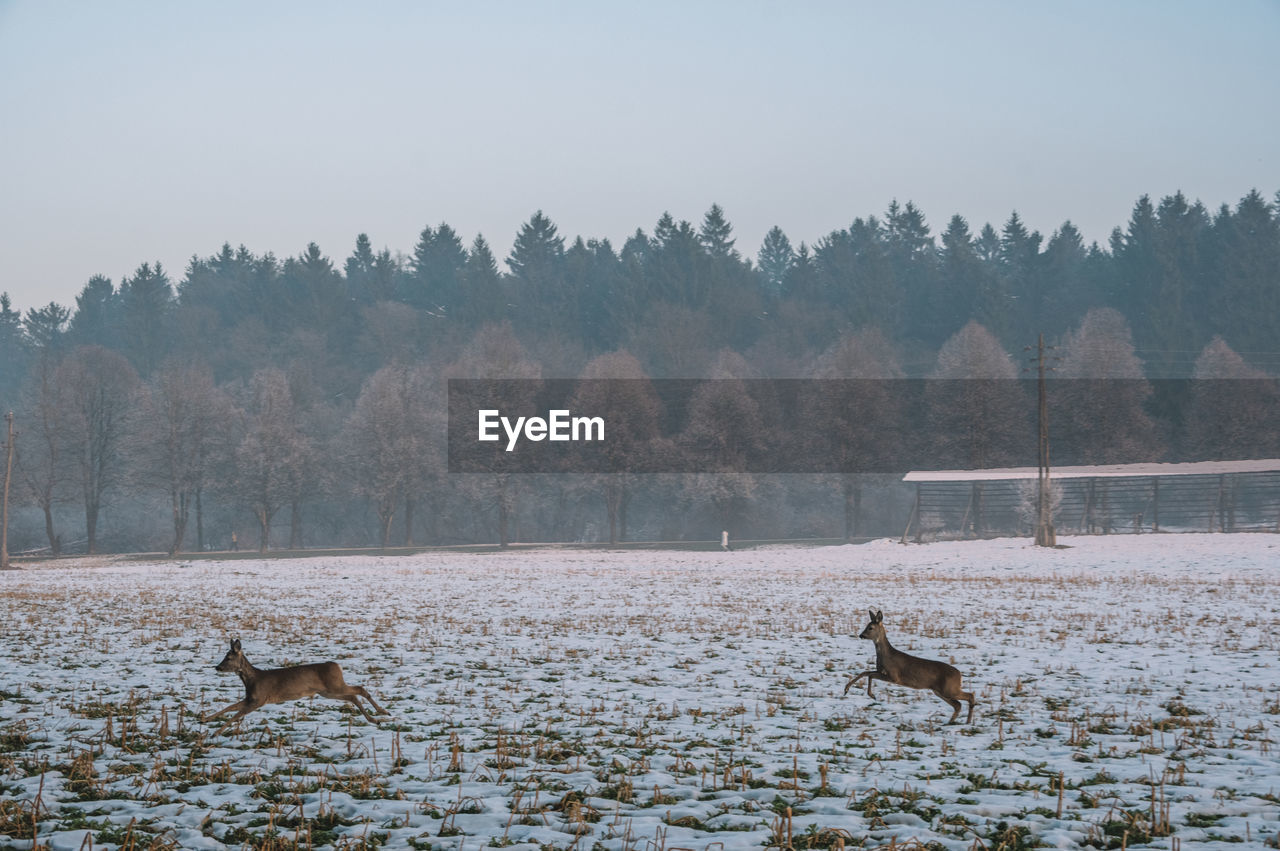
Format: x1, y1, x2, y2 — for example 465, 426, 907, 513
0, 538, 1277, 849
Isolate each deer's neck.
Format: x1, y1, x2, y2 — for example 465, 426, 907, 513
236, 662, 260, 690
873, 635, 896, 670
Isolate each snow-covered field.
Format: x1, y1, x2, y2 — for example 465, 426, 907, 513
2, 535, 1278, 850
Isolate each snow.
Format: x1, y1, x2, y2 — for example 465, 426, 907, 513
1, 534, 1278, 849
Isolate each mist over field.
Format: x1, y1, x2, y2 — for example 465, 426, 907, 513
2, 193, 1279, 555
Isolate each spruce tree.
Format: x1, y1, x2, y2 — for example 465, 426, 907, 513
120, 261, 173, 374
699, 204, 738, 260
757, 226, 795, 297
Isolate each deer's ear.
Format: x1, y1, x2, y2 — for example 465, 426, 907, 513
874, 610, 883, 622
231, 638, 241, 651
867, 608, 876, 620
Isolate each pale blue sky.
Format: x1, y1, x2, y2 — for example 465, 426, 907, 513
2, 0, 1277, 310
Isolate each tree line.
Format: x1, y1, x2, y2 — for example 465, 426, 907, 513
1, 190, 1277, 553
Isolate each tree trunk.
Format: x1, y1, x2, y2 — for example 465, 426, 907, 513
1, 414, 11, 569
605, 476, 622, 545
289, 499, 301, 548
195, 486, 204, 552
85, 498, 99, 555
258, 509, 269, 553
379, 504, 394, 549
842, 476, 862, 541
498, 479, 511, 547
39, 497, 59, 556
170, 489, 189, 556
404, 495, 415, 546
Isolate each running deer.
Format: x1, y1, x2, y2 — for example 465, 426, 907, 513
202, 639, 390, 734
844, 609, 975, 724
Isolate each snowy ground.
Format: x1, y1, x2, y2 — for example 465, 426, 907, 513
1, 534, 1278, 850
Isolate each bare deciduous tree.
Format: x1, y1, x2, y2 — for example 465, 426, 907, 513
18, 350, 69, 554
55, 346, 140, 553
571, 350, 662, 544
1183, 336, 1280, 460
235, 368, 309, 552
929, 322, 1028, 535
446, 323, 541, 547
345, 363, 439, 548
1055, 308, 1158, 464
680, 350, 765, 537
807, 327, 904, 540
133, 361, 236, 555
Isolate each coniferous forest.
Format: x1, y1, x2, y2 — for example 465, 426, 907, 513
2, 190, 1278, 555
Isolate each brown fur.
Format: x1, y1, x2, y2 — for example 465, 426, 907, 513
844, 610, 975, 724
202, 639, 389, 734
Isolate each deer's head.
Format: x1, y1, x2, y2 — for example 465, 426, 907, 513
859, 609, 885, 641
215, 638, 245, 672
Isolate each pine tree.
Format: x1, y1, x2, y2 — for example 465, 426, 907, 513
507, 211, 566, 283
0, 294, 26, 411
344, 233, 378, 304
885, 200, 940, 343
459, 234, 506, 327
279, 243, 348, 347
407, 223, 468, 316
975, 223, 1001, 263
1139, 192, 1212, 373
1111, 195, 1159, 338
938, 215, 982, 335
757, 226, 795, 297
120, 262, 173, 374
507, 211, 568, 335
652, 212, 677, 248
1211, 189, 1279, 357
815, 217, 899, 335
784, 242, 818, 302
1040, 221, 1090, 336
699, 204, 738, 260
23, 303, 70, 352
67, 275, 120, 348
997, 211, 1043, 343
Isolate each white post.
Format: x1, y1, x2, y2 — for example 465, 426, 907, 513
721, 530, 729, 551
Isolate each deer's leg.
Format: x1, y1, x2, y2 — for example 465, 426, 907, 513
932, 688, 963, 724
961, 691, 976, 724
845, 670, 889, 698
321, 685, 383, 722
215, 716, 242, 736
212, 698, 265, 736
336, 693, 379, 723
203, 699, 247, 723
352, 685, 388, 716
214, 706, 254, 736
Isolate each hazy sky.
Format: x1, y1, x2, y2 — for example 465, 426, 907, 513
2, 0, 1278, 311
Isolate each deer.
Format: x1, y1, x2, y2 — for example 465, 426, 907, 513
202, 638, 390, 735
844, 609, 975, 725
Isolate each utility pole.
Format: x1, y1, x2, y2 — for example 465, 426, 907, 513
1025, 336, 1056, 547
2, 412, 14, 570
